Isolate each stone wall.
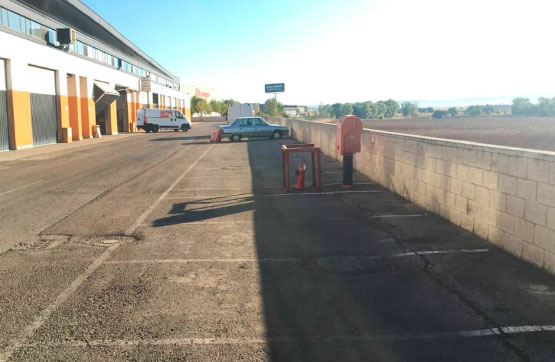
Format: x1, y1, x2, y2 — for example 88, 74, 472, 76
268, 117, 555, 273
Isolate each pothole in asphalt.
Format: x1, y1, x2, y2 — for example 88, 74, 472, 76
26, 235, 70, 249
301, 254, 400, 275
74, 236, 136, 247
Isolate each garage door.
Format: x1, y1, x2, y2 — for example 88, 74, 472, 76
0, 59, 9, 151
28, 66, 58, 146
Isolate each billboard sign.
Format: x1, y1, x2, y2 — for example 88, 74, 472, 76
265, 83, 285, 93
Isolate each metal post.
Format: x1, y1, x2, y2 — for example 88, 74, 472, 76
343, 154, 353, 188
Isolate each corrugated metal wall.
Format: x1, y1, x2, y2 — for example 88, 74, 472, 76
0, 59, 9, 151
31, 93, 58, 146
28, 66, 58, 146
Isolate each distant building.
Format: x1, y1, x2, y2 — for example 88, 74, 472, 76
283, 105, 308, 118
180, 85, 217, 102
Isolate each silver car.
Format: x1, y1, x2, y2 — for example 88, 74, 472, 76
220, 117, 289, 142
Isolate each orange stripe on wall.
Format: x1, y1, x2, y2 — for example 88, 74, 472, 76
80, 98, 96, 138
68, 95, 82, 140
8, 90, 33, 149
107, 101, 118, 135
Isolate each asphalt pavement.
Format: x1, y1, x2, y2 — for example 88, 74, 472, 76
0, 122, 554, 361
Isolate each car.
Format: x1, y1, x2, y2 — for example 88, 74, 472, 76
220, 117, 289, 142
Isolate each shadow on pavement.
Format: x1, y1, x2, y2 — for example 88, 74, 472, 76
152, 195, 254, 226
244, 139, 527, 362
150, 135, 210, 142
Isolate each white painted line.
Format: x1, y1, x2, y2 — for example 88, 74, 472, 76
390, 249, 489, 258
0, 180, 41, 197
0, 245, 118, 362
105, 249, 488, 265
369, 214, 427, 219
107, 258, 298, 264
185, 175, 252, 179
125, 145, 215, 235
172, 183, 376, 191
164, 190, 383, 200
23, 324, 555, 348
0, 144, 216, 362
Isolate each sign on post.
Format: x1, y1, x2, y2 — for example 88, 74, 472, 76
265, 83, 285, 93
141, 77, 151, 92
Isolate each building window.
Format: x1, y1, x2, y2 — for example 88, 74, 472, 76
30, 21, 41, 38
7, 10, 20, 31
1, 8, 8, 26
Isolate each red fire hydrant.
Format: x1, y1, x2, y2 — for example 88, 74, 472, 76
295, 163, 307, 190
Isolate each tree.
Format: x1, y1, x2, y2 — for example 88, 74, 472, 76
339, 103, 353, 118
432, 110, 448, 119
318, 103, 331, 117
537, 97, 555, 116
384, 99, 399, 118
191, 96, 209, 115
353, 102, 371, 119
401, 102, 418, 117
465, 105, 483, 116
331, 103, 342, 118
264, 98, 280, 117
210, 99, 224, 115
512, 97, 538, 116
375, 102, 387, 118
448, 107, 458, 117
367, 103, 378, 118
484, 104, 496, 114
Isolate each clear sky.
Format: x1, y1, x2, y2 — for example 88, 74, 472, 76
83, 0, 555, 106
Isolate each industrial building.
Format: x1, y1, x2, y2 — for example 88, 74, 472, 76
0, 0, 190, 151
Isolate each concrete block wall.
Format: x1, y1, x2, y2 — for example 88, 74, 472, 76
268, 117, 555, 274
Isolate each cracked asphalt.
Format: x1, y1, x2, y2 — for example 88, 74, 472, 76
0, 122, 554, 361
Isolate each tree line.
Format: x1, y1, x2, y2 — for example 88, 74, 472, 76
318, 100, 402, 119
190, 96, 239, 116
512, 97, 555, 116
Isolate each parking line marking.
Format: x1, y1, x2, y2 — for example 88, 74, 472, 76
125, 145, 215, 236
106, 258, 298, 264
0, 245, 118, 362
171, 183, 376, 191
106, 249, 489, 265
369, 214, 427, 219
22, 324, 555, 348
164, 190, 383, 200
0, 180, 41, 197
0, 144, 214, 362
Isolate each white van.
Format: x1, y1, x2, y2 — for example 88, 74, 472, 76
227, 103, 255, 124
137, 109, 192, 133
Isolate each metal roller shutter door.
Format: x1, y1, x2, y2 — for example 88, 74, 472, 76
0, 59, 9, 151
29, 66, 58, 146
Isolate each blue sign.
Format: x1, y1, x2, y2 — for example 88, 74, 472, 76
265, 83, 285, 93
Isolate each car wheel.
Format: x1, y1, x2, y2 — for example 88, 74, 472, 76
272, 131, 283, 139
181, 124, 190, 132
153, 126, 160, 133
231, 134, 241, 142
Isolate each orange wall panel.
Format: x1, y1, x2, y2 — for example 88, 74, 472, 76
68, 95, 82, 140
8, 90, 33, 149
58, 95, 71, 143
80, 97, 91, 138
107, 101, 118, 135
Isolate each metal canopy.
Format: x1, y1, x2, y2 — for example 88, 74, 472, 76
93, 81, 119, 115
